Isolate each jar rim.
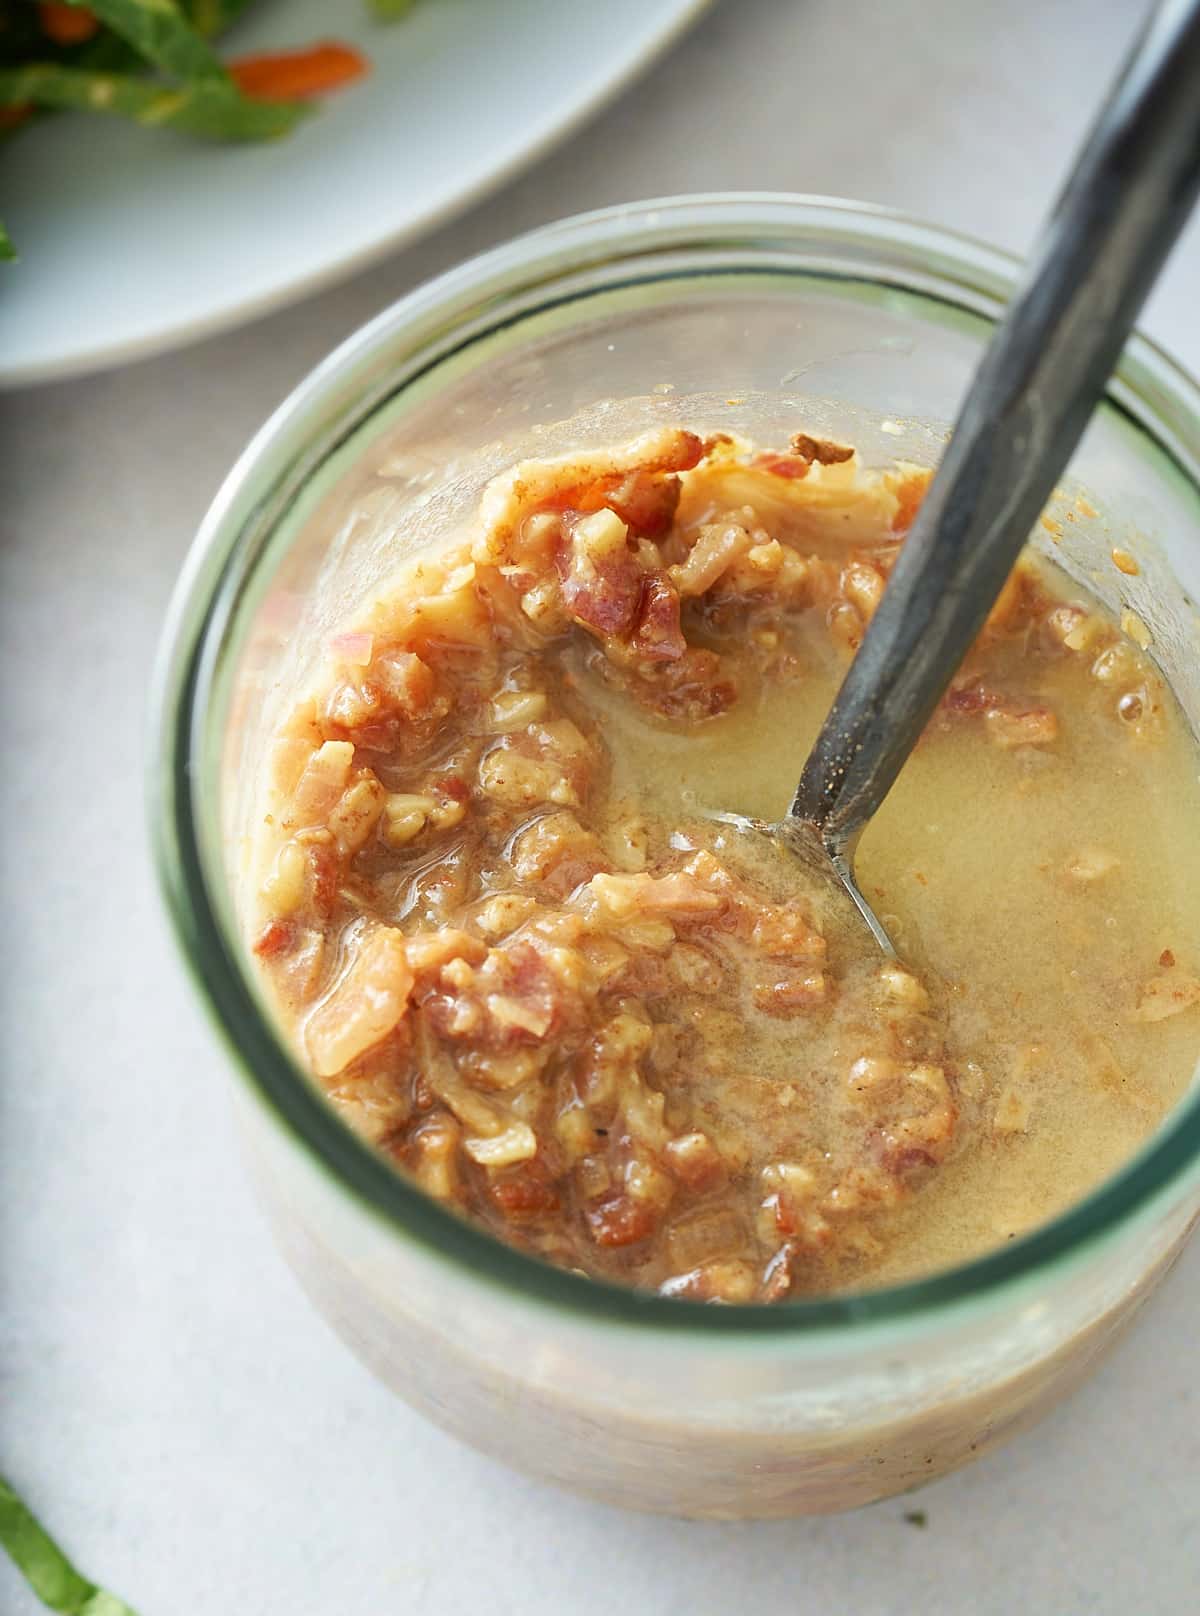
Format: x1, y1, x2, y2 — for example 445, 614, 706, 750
150, 192, 1200, 1338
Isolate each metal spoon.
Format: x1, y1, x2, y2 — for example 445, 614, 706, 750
727, 0, 1200, 956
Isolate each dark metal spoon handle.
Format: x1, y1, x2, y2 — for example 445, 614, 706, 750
791, 0, 1200, 851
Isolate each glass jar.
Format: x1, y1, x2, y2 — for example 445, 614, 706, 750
151, 195, 1200, 1518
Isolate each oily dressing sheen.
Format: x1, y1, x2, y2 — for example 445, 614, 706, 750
248, 426, 1200, 1302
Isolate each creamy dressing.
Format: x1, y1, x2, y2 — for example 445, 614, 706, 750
588, 562, 1200, 1286
252, 427, 1200, 1298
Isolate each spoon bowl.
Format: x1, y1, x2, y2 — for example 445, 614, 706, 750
706, 811, 897, 957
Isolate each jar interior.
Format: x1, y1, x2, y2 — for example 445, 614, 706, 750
199, 258, 1200, 1313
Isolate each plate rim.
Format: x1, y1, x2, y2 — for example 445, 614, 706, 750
1, 0, 711, 390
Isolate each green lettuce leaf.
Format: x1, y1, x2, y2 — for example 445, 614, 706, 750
0, 61, 308, 138
0, 1478, 139, 1615
182, 0, 260, 39
60, 0, 227, 81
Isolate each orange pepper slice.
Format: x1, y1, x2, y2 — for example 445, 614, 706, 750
38, 3, 100, 45
228, 41, 368, 102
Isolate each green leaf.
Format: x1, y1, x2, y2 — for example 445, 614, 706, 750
65, 0, 228, 82
0, 1477, 140, 1615
181, 0, 259, 40
0, 218, 15, 260
368, 0, 419, 16
0, 61, 309, 139
75, 31, 148, 76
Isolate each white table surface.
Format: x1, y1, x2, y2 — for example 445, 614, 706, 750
3, 1, 1199, 1611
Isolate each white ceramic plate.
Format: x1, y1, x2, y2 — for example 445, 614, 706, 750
0, 0, 707, 387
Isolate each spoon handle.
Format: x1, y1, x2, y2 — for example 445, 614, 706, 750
790, 0, 1200, 850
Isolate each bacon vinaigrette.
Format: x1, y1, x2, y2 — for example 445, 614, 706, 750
249, 427, 1200, 1301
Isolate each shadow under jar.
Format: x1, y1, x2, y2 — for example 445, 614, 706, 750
153, 195, 1200, 1518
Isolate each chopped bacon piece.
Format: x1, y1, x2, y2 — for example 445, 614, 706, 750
636, 647, 737, 721
307, 842, 340, 916
322, 649, 441, 747
252, 918, 295, 959
632, 576, 686, 662
664, 1132, 726, 1191
753, 453, 811, 480
601, 471, 683, 538
423, 938, 575, 1050
944, 683, 988, 715
476, 428, 708, 562
556, 527, 642, 636
488, 1161, 561, 1218
790, 432, 855, 465
511, 813, 607, 896
587, 1194, 659, 1247
434, 771, 470, 804
881, 1143, 939, 1176
942, 681, 1058, 747
666, 431, 706, 472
